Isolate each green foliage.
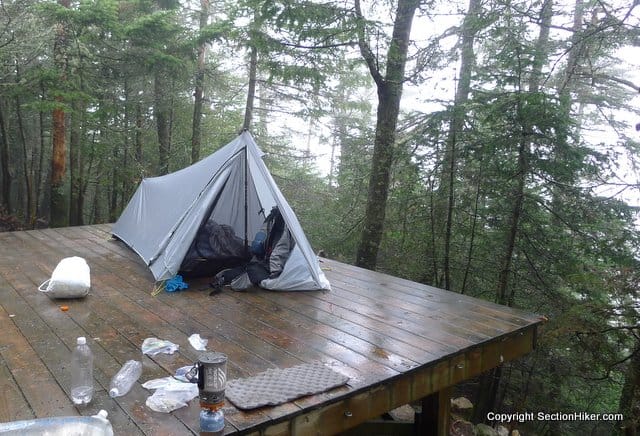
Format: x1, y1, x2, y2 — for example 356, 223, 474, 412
198, 21, 236, 45
125, 11, 180, 46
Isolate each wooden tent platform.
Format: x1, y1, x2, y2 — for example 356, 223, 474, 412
0, 224, 541, 435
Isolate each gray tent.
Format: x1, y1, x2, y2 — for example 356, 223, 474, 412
112, 131, 330, 291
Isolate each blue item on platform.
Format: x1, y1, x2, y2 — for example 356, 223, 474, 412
165, 275, 188, 292
200, 408, 224, 432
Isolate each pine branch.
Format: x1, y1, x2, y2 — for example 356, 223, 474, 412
575, 346, 639, 381
579, 325, 640, 335
353, 0, 383, 87
279, 41, 357, 50
593, 73, 640, 93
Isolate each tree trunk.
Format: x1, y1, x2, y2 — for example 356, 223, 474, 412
0, 99, 12, 213
460, 159, 484, 295
69, 100, 83, 226
354, 0, 419, 270
355, 84, 400, 270
441, 0, 481, 291
135, 101, 143, 167
92, 153, 104, 223
50, 100, 68, 227
559, 0, 585, 95
121, 80, 131, 207
109, 143, 119, 222
50, 0, 71, 228
257, 66, 269, 134
15, 94, 33, 223
551, 0, 585, 219
243, 45, 258, 131
82, 131, 96, 224
154, 72, 171, 175
477, 0, 553, 420
618, 342, 640, 436
13, 60, 33, 222
496, 0, 552, 306
426, 177, 439, 285
35, 83, 47, 223
472, 366, 502, 423
191, 0, 209, 163
495, 132, 527, 305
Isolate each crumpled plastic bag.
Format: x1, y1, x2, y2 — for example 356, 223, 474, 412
141, 338, 179, 356
142, 377, 176, 390
188, 334, 208, 351
145, 384, 198, 413
143, 376, 198, 413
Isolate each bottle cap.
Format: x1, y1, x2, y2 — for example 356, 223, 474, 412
77, 337, 86, 345
109, 388, 119, 397
94, 410, 109, 421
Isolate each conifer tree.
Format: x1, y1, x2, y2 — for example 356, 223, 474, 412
354, 0, 420, 270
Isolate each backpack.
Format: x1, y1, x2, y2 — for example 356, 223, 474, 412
251, 207, 285, 259
210, 207, 293, 292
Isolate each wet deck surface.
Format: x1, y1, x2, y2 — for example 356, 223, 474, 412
0, 224, 541, 435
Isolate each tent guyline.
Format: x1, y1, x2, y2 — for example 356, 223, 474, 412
112, 131, 330, 292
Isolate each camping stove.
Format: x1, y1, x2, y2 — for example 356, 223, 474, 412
197, 351, 227, 410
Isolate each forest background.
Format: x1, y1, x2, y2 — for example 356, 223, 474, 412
0, 0, 639, 434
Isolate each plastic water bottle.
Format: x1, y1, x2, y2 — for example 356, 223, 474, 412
0, 409, 114, 436
109, 360, 142, 397
70, 336, 94, 405
200, 408, 224, 433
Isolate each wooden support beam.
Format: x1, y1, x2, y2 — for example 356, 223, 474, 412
438, 387, 452, 436
416, 386, 452, 436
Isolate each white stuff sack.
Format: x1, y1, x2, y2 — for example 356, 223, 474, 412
38, 256, 91, 298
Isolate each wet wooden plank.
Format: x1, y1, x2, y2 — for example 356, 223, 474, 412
0, 351, 33, 423
5, 231, 192, 435
327, 275, 520, 336
219, 289, 421, 373
45, 227, 288, 432
24, 229, 247, 434
13, 233, 184, 434
90, 234, 432, 375
257, 289, 456, 358
60, 227, 405, 428
68, 230, 408, 370
0, 277, 80, 419
0, 225, 541, 435
302, 284, 493, 345
324, 259, 540, 326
